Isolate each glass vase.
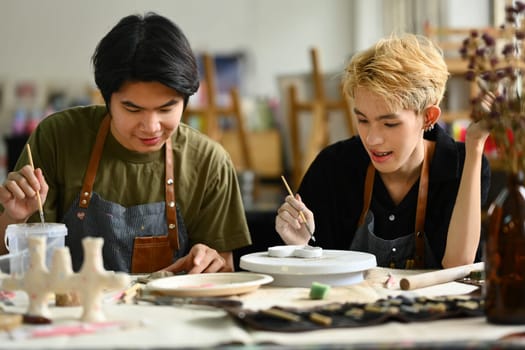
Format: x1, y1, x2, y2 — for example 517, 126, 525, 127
484, 170, 525, 324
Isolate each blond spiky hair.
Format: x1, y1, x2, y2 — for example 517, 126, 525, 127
342, 33, 449, 114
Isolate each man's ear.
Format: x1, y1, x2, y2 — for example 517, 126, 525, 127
424, 105, 441, 129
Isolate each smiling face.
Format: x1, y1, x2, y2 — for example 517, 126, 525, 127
354, 87, 426, 175
109, 81, 185, 153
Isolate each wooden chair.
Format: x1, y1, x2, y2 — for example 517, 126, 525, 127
288, 47, 357, 188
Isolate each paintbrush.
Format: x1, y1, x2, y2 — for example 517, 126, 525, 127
280, 175, 315, 242
26, 144, 45, 224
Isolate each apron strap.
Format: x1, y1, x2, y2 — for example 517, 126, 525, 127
358, 163, 375, 227
357, 140, 436, 268
79, 115, 110, 208
413, 140, 435, 268
78, 114, 180, 250
164, 139, 180, 250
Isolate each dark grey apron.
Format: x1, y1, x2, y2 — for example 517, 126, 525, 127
350, 141, 439, 269
63, 115, 189, 272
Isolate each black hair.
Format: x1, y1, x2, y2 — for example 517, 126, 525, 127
92, 12, 200, 109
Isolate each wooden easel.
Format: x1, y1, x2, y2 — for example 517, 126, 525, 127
288, 48, 357, 188
183, 53, 253, 171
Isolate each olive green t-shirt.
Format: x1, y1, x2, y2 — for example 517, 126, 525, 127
15, 105, 251, 252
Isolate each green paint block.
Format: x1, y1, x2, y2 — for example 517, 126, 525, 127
468, 269, 485, 280
309, 281, 330, 300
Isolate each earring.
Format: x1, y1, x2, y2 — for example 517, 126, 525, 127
425, 123, 434, 132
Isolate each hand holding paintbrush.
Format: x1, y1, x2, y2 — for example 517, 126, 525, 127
26, 144, 45, 224
280, 175, 315, 242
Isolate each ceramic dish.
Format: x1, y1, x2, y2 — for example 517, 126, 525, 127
145, 272, 274, 297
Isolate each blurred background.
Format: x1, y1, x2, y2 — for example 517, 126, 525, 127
0, 0, 498, 180
0, 0, 506, 265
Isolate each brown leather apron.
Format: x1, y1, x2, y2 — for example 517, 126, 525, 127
63, 115, 188, 273
352, 140, 436, 269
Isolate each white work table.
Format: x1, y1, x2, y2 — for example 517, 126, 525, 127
1, 267, 524, 349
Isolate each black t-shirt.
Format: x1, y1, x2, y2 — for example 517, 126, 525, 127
298, 124, 491, 266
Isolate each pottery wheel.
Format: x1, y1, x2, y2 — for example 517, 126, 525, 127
240, 250, 377, 287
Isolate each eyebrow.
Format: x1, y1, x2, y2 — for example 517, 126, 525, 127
121, 99, 179, 110
353, 108, 399, 120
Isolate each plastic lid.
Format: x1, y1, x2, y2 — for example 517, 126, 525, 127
6, 223, 67, 237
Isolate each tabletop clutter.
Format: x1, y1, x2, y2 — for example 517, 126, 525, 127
0, 222, 131, 339
0, 228, 494, 343
1, 232, 129, 323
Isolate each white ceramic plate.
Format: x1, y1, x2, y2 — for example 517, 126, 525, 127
145, 272, 274, 297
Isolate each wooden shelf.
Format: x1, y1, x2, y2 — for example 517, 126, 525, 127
424, 22, 499, 125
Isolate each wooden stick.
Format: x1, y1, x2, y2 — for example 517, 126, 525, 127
280, 175, 315, 242
399, 262, 484, 290
26, 144, 45, 224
